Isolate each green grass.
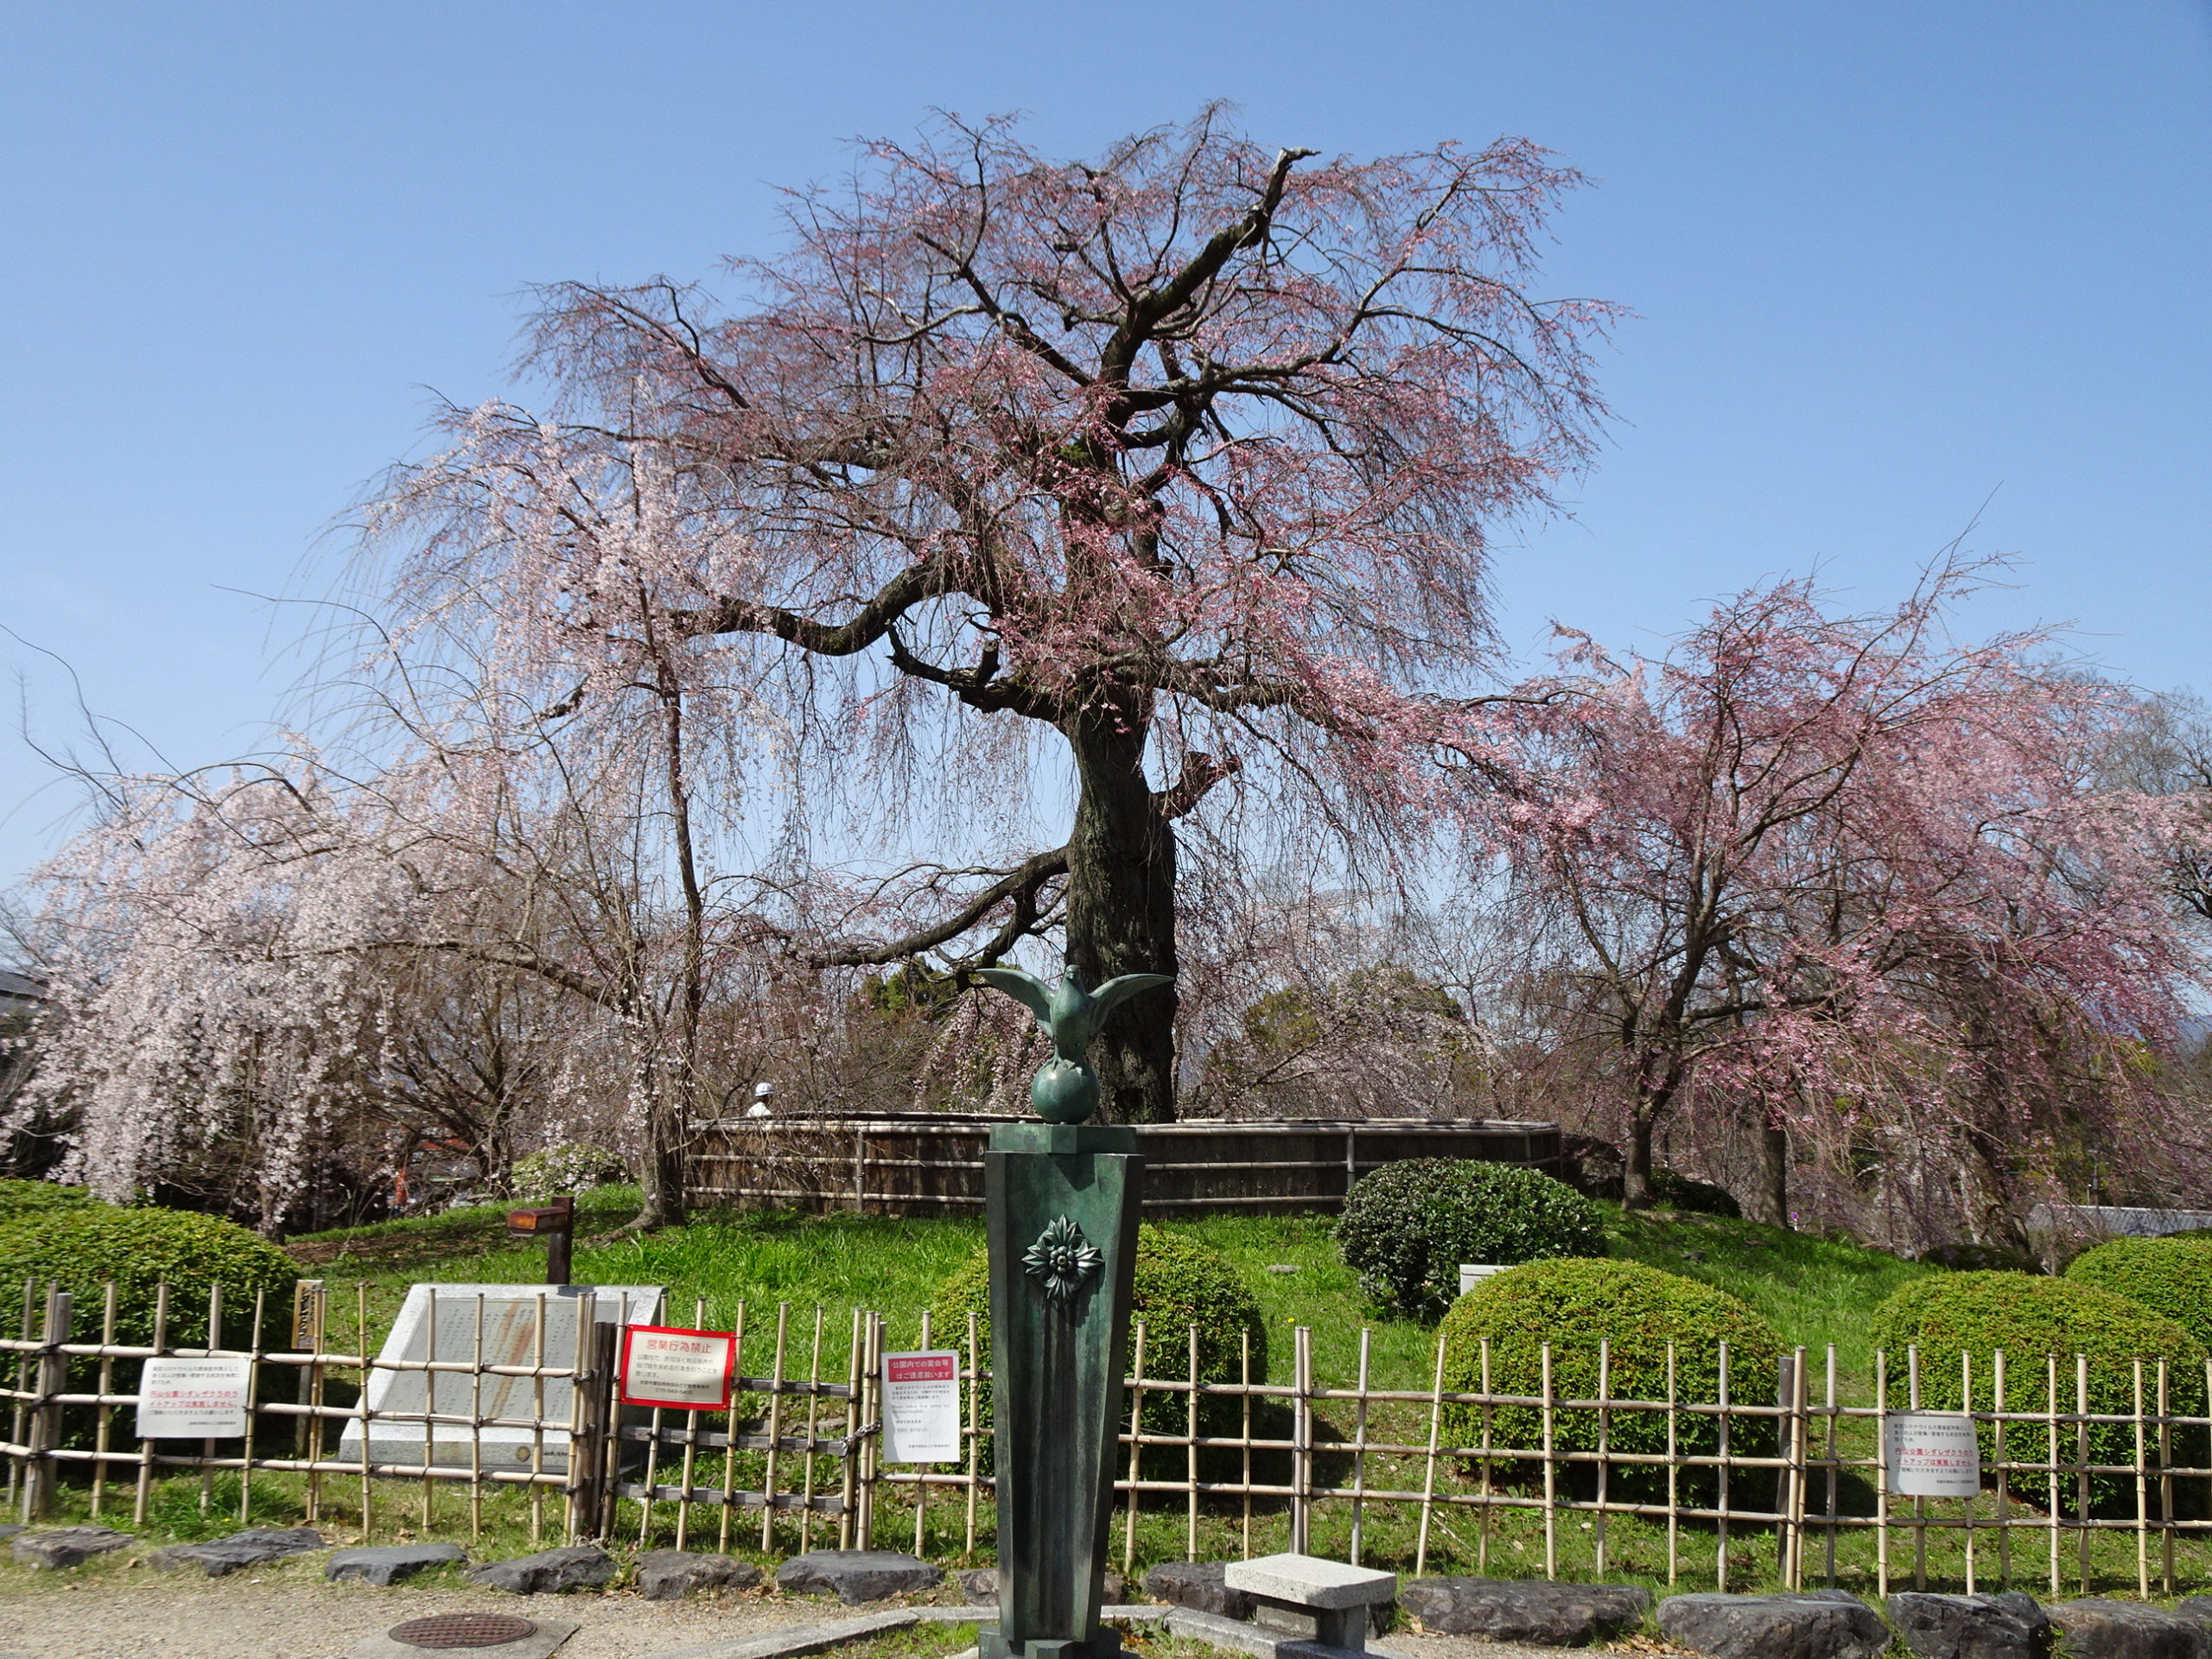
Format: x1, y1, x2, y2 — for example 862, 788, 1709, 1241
1603, 1208, 1938, 1376
289, 1191, 1938, 1388
836, 1622, 982, 1659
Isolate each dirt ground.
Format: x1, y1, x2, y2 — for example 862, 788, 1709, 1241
0, 1560, 1619, 1659
0, 1565, 834, 1659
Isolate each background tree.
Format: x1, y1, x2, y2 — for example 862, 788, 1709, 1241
1484, 563, 2202, 1230
380, 108, 1616, 1122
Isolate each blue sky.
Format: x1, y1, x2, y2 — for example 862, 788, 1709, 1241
3, 2, 2208, 882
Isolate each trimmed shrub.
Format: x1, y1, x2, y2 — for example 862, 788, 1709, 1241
511, 1144, 626, 1201
0, 1180, 100, 1224
0, 1205, 297, 1349
1336, 1159, 1604, 1319
1870, 1272, 2207, 1510
1439, 1257, 1783, 1473
2065, 1237, 2212, 1347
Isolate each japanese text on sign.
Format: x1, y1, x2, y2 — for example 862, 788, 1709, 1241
882, 1350, 960, 1463
137, 1356, 252, 1439
1884, 1411, 1981, 1497
620, 1325, 736, 1411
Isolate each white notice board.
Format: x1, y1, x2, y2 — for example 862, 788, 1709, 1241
137, 1356, 253, 1439
882, 1350, 961, 1463
1884, 1411, 1980, 1497
621, 1325, 736, 1411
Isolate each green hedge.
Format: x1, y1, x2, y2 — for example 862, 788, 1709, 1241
0, 1180, 99, 1224
0, 1205, 298, 1349
1439, 1257, 1783, 1470
1336, 1160, 1605, 1319
2065, 1237, 2212, 1347
1870, 1271, 2207, 1510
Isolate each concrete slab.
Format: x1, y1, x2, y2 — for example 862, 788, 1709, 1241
345, 1615, 579, 1659
1225, 1556, 1399, 1611
638, 1609, 921, 1659
1167, 1606, 1414, 1659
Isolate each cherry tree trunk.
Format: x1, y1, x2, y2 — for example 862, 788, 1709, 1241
1061, 709, 1179, 1124
635, 1099, 686, 1229
1752, 1116, 1791, 1229
1622, 1077, 1671, 1211
1622, 1114, 1655, 1210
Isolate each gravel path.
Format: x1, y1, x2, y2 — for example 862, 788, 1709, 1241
0, 1566, 861, 1659
0, 1563, 1658, 1659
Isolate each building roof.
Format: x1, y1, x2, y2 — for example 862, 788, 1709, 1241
0, 969, 48, 1009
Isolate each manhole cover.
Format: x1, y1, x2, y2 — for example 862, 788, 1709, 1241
387, 1613, 541, 1649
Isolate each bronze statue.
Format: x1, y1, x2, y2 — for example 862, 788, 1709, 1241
976, 966, 1173, 1123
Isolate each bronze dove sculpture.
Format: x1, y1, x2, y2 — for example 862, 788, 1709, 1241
975, 964, 1174, 1122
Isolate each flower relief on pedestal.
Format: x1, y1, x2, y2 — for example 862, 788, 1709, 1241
1022, 1215, 1104, 1306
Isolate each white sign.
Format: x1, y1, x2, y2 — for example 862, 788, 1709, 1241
882, 1349, 961, 1463
621, 1325, 735, 1411
137, 1357, 252, 1439
1885, 1411, 1981, 1497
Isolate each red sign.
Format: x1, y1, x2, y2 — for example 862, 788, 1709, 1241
620, 1324, 737, 1411
887, 1353, 957, 1384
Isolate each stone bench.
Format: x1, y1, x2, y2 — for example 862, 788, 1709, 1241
1224, 1554, 1398, 1654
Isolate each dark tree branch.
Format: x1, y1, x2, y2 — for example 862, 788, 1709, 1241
807, 843, 1071, 968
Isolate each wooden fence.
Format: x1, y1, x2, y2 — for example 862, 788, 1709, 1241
684, 1115, 1564, 1217
7, 1281, 2212, 1599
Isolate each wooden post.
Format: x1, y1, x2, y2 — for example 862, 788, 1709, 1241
1539, 1342, 1556, 1580
564, 1310, 619, 1543
1413, 1330, 1446, 1578
507, 1197, 575, 1285
838, 1307, 861, 1550
25, 1287, 70, 1520
1292, 1324, 1313, 1556
1774, 1351, 1796, 1581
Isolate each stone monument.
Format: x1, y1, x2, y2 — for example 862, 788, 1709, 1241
337, 1283, 661, 1474
974, 964, 1168, 1659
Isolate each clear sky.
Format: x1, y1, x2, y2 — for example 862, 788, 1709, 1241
3, 2, 2208, 883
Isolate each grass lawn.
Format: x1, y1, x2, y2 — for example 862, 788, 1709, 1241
287, 1189, 1938, 1385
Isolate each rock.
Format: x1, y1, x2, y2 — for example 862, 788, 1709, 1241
2180, 1599, 2212, 1632
1889, 1592, 2050, 1659
10, 1526, 135, 1569
0, 1526, 22, 1540
636, 1549, 763, 1601
1659, 1591, 1890, 1659
148, 1525, 325, 1578
1144, 1561, 1254, 1621
2047, 1601, 2210, 1659
327, 1542, 468, 1586
774, 1549, 943, 1604
1267, 1265, 1300, 1274
468, 1544, 619, 1595
1403, 1577, 1651, 1645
